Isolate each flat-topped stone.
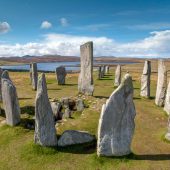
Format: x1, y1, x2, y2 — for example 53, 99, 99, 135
56, 66, 67, 85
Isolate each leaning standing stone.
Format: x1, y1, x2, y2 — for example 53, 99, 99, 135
155, 60, 167, 107
165, 116, 170, 141
164, 80, 170, 115
1, 71, 20, 126
31, 63, 38, 90
56, 66, 67, 85
34, 73, 57, 146
97, 73, 136, 156
114, 65, 121, 87
140, 60, 151, 98
78, 41, 94, 95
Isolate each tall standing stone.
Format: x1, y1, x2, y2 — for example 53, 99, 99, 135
31, 63, 38, 90
1, 71, 20, 126
165, 116, 170, 141
98, 66, 102, 79
101, 66, 105, 78
29, 64, 32, 84
155, 60, 167, 107
78, 41, 94, 95
164, 80, 170, 115
34, 73, 57, 146
105, 66, 109, 74
140, 60, 151, 98
114, 65, 121, 87
97, 73, 136, 156
0, 68, 3, 101
56, 66, 67, 85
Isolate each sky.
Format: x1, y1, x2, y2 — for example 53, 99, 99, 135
0, 0, 170, 57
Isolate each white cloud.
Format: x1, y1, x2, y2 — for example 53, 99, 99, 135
60, 18, 68, 27
0, 22, 10, 34
1, 30, 170, 57
75, 24, 111, 31
41, 21, 52, 29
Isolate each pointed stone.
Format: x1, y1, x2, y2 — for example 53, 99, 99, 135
140, 60, 151, 98
31, 63, 38, 90
56, 66, 67, 85
1, 71, 20, 126
155, 60, 167, 107
34, 73, 57, 146
114, 65, 121, 87
165, 116, 170, 141
78, 41, 94, 95
164, 80, 170, 115
97, 73, 136, 157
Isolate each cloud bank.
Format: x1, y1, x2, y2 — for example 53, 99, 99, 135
0, 30, 170, 57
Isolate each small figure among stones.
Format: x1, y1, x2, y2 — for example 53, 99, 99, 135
34, 73, 57, 146
114, 65, 121, 87
1, 70, 20, 126
155, 60, 167, 107
56, 66, 67, 85
140, 60, 151, 98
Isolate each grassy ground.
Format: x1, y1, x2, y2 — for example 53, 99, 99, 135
0, 61, 170, 170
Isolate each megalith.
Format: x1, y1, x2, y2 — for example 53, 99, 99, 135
155, 60, 167, 107
1, 70, 20, 126
78, 41, 94, 95
98, 66, 102, 80
56, 66, 67, 85
114, 65, 121, 87
34, 73, 57, 146
31, 63, 38, 90
164, 80, 170, 115
0, 67, 3, 101
165, 116, 170, 141
140, 60, 151, 98
97, 73, 136, 156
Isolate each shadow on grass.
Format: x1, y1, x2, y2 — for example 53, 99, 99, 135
19, 118, 35, 130
48, 88, 61, 91
100, 78, 113, 81
104, 152, 170, 161
133, 97, 141, 100
19, 97, 32, 100
94, 95, 109, 99
61, 83, 77, 86
21, 106, 35, 115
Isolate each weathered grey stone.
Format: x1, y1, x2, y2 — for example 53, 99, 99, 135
29, 64, 32, 84
34, 73, 57, 146
114, 65, 121, 87
165, 116, 170, 141
56, 66, 67, 85
63, 107, 71, 118
105, 66, 109, 74
97, 73, 136, 157
140, 60, 151, 98
50, 101, 63, 120
0, 68, 3, 101
1, 71, 20, 126
58, 130, 95, 147
164, 80, 170, 115
31, 63, 38, 90
155, 60, 167, 107
98, 66, 102, 79
78, 41, 94, 95
76, 99, 84, 111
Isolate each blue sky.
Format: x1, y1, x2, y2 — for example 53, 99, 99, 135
0, 0, 170, 57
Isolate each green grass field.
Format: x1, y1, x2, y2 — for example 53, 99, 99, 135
0, 62, 170, 170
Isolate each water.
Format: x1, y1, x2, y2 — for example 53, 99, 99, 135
1, 61, 136, 72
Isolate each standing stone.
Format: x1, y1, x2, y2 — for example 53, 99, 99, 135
165, 116, 170, 141
34, 73, 57, 146
1, 71, 20, 126
105, 66, 109, 74
101, 66, 105, 78
155, 60, 167, 107
76, 99, 84, 112
29, 64, 32, 84
31, 63, 38, 90
56, 66, 67, 85
140, 60, 151, 98
78, 41, 94, 95
97, 73, 136, 156
50, 101, 63, 120
164, 80, 170, 115
0, 68, 3, 101
114, 65, 121, 87
98, 66, 102, 80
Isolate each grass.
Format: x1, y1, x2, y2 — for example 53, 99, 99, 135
0, 61, 170, 170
